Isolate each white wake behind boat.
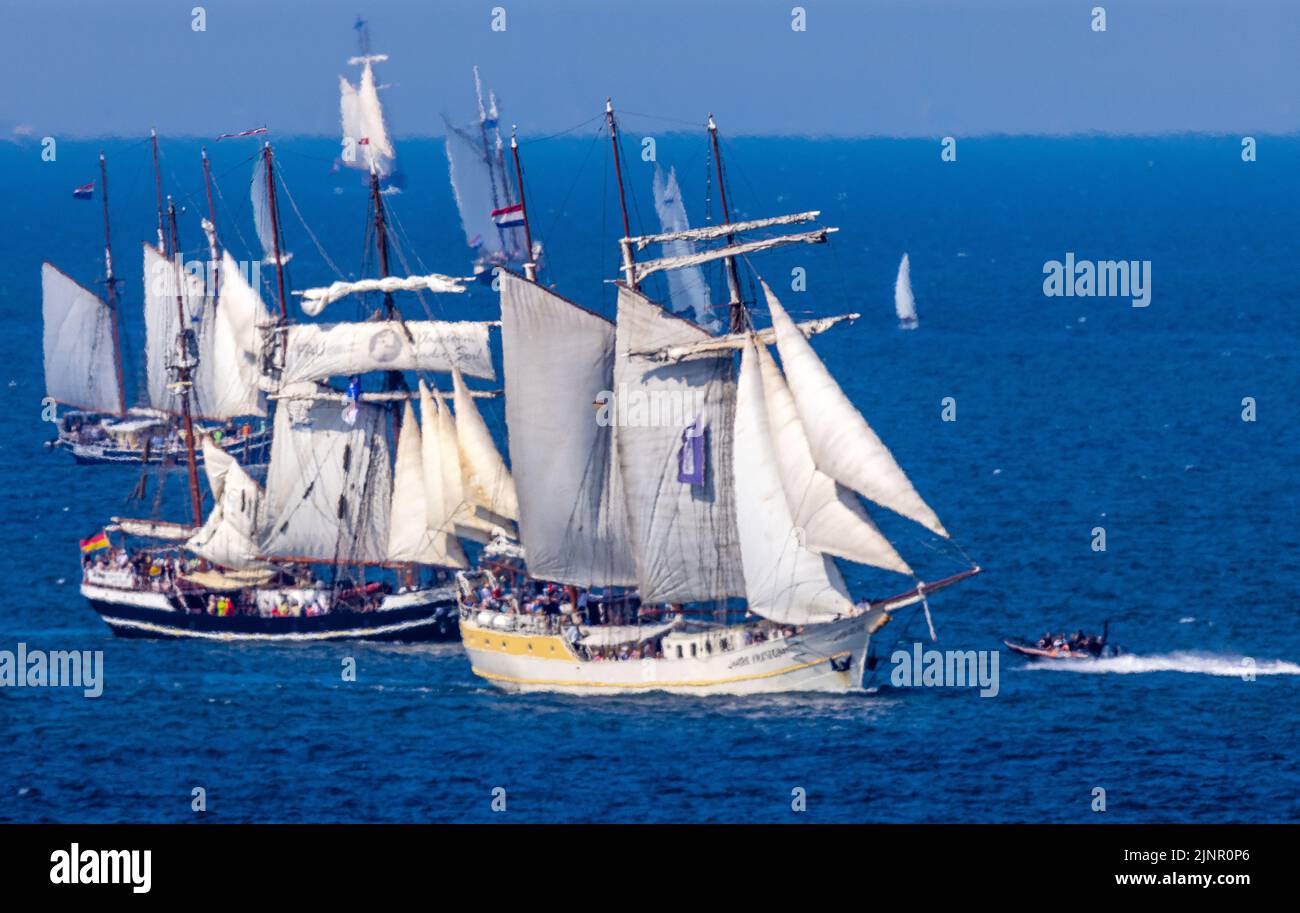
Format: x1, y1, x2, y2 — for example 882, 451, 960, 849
456, 108, 978, 696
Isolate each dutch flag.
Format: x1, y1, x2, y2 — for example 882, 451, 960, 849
72, 181, 94, 200
491, 202, 525, 229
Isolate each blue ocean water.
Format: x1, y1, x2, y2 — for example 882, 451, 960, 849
0, 133, 1297, 823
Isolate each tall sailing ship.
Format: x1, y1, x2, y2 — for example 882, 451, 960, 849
456, 106, 979, 694
78, 144, 509, 642
338, 20, 402, 190
443, 67, 535, 278
45, 132, 272, 466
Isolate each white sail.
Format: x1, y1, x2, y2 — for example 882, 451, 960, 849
628, 312, 858, 362
355, 58, 396, 177
499, 273, 636, 587
631, 229, 835, 284
613, 285, 744, 604
895, 253, 917, 327
652, 165, 716, 329
259, 385, 391, 564
755, 343, 911, 574
187, 438, 269, 570
250, 155, 291, 265
630, 210, 821, 249
452, 367, 518, 521
339, 75, 362, 162
734, 340, 854, 624
204, 251, 270, 419
416, 382, 470, 567
430, 385, 506, 543
764, 283, 947, 538
41, 263, 122, 414
387, 401, 466, 567
280, 320, 495, 387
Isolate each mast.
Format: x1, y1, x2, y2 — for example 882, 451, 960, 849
98, 151, 128, 416
369, 164, 406, 436
200, 146, 220, 301
707, 114, 745, 333
474, 67, 509, 254
605, 99, 636, 288
166, 198, 205, 528
261, 143, 289, 321
509, 127, 536, 282
150, 128, 168, 255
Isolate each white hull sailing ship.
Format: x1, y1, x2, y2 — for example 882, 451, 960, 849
78, 146, 495, 643
457, 108, 979, 694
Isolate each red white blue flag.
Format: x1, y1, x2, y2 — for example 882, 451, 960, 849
491, 203, 525, 229
72, 181, 94, 200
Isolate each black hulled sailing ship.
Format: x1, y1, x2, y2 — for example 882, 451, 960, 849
79, 145, 507, 642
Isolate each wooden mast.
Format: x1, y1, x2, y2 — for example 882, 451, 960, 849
200, 146, 220, 299
509, 127, 536, 281
149, 128, 168, 255
98, 151, 127, 416
605, 99, 636, 288
368, 164, 406, 439
166, 199, 205, 528
708, 114, 746, 333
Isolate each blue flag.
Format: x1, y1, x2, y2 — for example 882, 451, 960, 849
678, 420, 706, 486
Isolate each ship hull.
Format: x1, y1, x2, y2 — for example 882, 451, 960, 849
60, 431, 272, 467
82, 584, 460, 642
461, 611, 885, 696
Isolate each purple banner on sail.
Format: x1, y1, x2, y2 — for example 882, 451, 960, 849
678, 420, 706, 486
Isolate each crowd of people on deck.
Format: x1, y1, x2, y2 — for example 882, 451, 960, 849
83, 549, 195, 592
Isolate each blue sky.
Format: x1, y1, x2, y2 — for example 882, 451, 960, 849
2, 0, 1297, 138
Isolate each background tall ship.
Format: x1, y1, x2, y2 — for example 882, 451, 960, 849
456, 106, 979, 694
43, 134, 272, 466
74, 135, 511, 642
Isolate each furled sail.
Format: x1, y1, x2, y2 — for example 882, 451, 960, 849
297, 273, 468, 317
755, 344, 911, 574
895, 253, 917, 327
613, 285, 744, 603
258, 385, 391, 564
651, 165, 716, 329
280, 320, 495, 387
499, 273, 636, 587
187, 438, 269, 570
387, 400, 467, 567
415, 382, 471, 566
250, 155, 291, 265
734, 340, 854, 624
41, 263, 123, 414
452, 367, 518, 521
764, 283, 947, 537
631, 229, 834, 285
629, 210, 822, 250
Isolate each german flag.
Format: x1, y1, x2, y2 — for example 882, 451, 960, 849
79, 531, 111, 554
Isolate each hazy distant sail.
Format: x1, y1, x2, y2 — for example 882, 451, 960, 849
652, 165, 716, 329
339, 56, 396, 178
443, 67, 526, 263
895, 253, 917, 328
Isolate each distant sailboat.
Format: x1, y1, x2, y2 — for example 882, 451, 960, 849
338, 21, 400, 189
443, 66, 531, 277
895, 253, 918, 329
